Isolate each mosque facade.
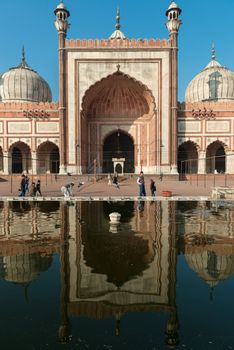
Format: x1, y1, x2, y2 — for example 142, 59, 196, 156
0, 1, 234, 175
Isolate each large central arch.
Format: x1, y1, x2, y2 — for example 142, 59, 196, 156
80, 70, 156, 173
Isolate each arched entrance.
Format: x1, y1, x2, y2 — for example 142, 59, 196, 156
178, 141, 198, 174
103, 131, 134, 173
81, 70, 156, 173
37, 142, 60, 174
10, 142, 32, 174
12, 147, 22, 173
206, 141, 226, 173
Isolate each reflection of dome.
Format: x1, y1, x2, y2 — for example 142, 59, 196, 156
0, 252, 53, 284
185, 249, 234, 288
0, 48, 52, 103
83, 234, 153, 287
185, 48, 234, 103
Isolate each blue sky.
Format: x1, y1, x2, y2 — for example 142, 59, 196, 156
0, 0, 234, 102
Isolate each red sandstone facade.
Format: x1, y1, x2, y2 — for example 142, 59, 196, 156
0, 1, 233, 175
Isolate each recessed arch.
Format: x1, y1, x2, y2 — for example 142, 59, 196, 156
178, 141, 199, 173
102, 129, 135, 173
37, 141, 60, 174
80, 71, 157, 172
206, 141, 226, 173
9, 141, 31, 174
81, 70, 156, 119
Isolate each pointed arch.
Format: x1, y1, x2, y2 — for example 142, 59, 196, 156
206, 140, 227, 173
37, 141, 60, 174
81, 70, 156, 119
9, 141, 31, 174
178, 140, 199, 173
79, 71, 157, 172
102, 129, 135, 173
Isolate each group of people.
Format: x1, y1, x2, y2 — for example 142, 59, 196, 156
19, 174, 42, 197
137, 171, 157, 197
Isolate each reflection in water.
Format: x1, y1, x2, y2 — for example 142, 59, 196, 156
0, 201, 234, 348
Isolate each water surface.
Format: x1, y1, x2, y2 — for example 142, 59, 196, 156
0, 200, 233, 350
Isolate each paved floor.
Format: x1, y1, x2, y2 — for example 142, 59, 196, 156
0, 174, 234, 199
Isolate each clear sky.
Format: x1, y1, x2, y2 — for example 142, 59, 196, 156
0, 0, 234, 102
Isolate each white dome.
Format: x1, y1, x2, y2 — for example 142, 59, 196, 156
0, 51, 52, 103
185, 56, 234, 103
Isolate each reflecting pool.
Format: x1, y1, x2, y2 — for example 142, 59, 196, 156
0, 200, 234, 349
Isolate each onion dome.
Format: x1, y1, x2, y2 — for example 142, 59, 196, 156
110, 8, 126, 40
185, 249, 234, 290
185, 46, 234, 103
0, 48, 52, 103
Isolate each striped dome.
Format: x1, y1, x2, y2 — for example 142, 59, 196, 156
185, 54, 234, 103
0, 50, 52, 103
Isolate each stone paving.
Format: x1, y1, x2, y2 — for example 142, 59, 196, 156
0, 174, 234, 201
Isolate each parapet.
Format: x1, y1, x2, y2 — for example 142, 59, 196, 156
0, 101, 59, 111
65, 38, 170, 49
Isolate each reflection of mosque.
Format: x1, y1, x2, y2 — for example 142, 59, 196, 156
0, 201, 61, 297
0, 201, 234, 346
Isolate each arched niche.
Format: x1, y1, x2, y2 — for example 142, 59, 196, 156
103, 130, 135, 173
178, 141, 199, 174
206, 141, 226, 174
80, 70, 156, 171
9, 142, 31, 174
37, 141, 60, 174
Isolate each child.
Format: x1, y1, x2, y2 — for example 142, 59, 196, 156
150, 179, 156, 196
35, 180, 42, 196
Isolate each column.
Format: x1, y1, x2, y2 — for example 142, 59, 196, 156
3, 151, 9, 175
31, 151, 37, 174
198, 151, 206, 174
226, 151, 234, 174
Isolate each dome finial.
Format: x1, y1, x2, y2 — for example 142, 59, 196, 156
212, 43, 215, 61
116, 7, 120, 31
22, 46, 25, 66
109, 7, 126, 40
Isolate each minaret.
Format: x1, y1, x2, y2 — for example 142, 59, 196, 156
166, 2, 182, 174
54, 1, 70, 174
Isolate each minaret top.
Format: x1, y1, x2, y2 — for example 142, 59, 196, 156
166, 1, 182, 35
110, 8, 126, 40
54, 0, 70, 34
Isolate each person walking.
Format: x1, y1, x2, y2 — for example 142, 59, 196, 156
19, 174, 26, 197
24, 175, 29, 194
137, 171, 146, 196
112, 173, 120, 189
150, 179, 156, 197
35, 180, 42, 196
61, 182, 74, 197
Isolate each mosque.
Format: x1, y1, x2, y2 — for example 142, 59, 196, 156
0, 1, 234, 175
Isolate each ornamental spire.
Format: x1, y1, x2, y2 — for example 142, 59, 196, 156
22, 46, 25, 66
109, 7, 126, 40
116, 7, 120, 31
212, 43, 215, 61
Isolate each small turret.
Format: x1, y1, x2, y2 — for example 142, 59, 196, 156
54, 1, 70, 34
166, 1, 182, 35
